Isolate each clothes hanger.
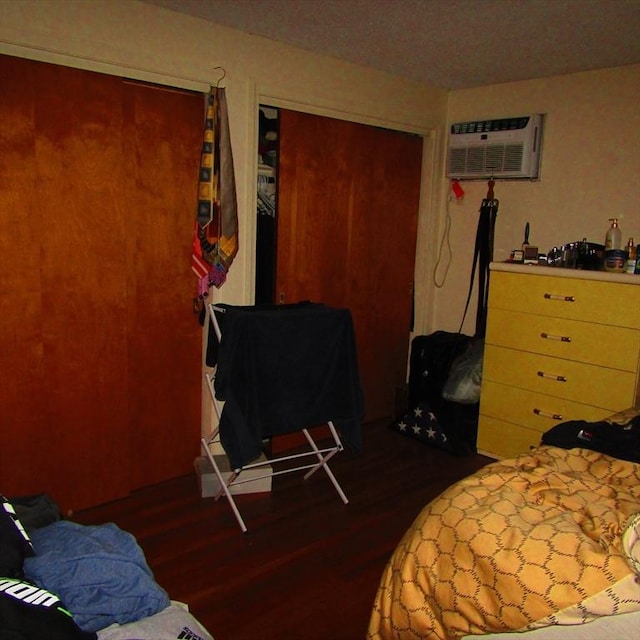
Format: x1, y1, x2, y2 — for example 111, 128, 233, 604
213, 66, 226, 88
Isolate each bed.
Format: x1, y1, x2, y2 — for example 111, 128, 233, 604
368, 409, 640, 640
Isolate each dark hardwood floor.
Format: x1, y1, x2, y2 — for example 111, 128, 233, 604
74, 418, 491, 640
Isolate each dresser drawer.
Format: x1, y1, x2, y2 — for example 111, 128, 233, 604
479, 380, 614, 433
482, 344, 637, 410
477, 415, 543, 459
488, 271, 640, 329
486, 308, 640, 372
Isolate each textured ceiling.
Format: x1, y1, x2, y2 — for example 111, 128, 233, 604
142, 0, 640, 89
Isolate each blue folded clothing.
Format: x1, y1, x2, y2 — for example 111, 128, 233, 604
24, 520, 170, 633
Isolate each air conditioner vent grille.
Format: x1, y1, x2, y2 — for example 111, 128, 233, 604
446, 114, 543, 180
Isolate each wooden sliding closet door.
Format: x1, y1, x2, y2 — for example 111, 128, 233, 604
276, 110, 423, 421
121, 81, 203, 491
0, 55, 202, 512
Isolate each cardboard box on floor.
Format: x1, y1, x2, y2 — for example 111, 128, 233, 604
195, 454, 273, 496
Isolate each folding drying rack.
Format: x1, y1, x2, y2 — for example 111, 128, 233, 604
200, 302, 358, 533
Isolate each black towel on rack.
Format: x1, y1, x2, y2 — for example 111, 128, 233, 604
206, 301, 314, 368
213, 303, 365, 469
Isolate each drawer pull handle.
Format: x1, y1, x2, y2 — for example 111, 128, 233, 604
540, 332, 572, 342
537, 371, 567, 382
533, 408, 563, 421
544, 293, 576, 302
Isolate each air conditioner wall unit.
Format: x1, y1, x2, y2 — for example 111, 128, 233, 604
446, 114, 543, 180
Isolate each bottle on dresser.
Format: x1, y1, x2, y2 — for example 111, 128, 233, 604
604, 218, 625, 273
625, 237, 636, 274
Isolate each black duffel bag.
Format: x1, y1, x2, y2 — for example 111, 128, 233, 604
399, 331, 480, 455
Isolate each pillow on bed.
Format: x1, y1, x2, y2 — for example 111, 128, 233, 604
0, 494, 35, 578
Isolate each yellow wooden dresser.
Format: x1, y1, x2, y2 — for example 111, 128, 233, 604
478, 263, 640, 459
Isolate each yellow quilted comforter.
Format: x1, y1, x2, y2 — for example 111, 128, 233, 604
368, 445, 640, 639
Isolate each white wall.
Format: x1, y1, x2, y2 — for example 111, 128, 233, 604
438, 65, 640, 334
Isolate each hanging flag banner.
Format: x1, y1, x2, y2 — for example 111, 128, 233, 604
192, 86, 239, 296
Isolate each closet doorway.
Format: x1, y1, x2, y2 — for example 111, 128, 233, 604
256, 107, 424, 422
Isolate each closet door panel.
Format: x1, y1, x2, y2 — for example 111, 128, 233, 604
276, 110, 423, 421
123, 82, 203, 489
0, 55, 203, 511
276, 110, 352, 305
273, 112, 355, 451
347, 124, 423, 422
41, 64, 131, 509
0, 57, 131, 509
0, 56, 48, 497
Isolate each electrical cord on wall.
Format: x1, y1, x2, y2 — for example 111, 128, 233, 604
432, 196, 453, 288
433, 180, 464, 288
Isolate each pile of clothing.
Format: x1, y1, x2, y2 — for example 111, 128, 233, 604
0, 494, 213, 640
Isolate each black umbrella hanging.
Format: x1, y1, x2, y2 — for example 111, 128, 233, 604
459, 179, 499, 338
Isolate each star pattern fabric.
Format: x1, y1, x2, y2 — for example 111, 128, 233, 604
391, 401, 455, 453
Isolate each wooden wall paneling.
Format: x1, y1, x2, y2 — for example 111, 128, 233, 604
122, 81, 203, 490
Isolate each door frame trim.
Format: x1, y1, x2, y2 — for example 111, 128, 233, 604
251, 83, 441, 336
